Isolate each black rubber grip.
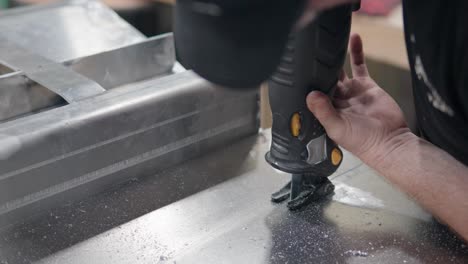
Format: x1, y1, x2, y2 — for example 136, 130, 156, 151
266, 4, 353, 175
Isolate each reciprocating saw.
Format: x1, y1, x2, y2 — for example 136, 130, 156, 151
174, 0, 360, 209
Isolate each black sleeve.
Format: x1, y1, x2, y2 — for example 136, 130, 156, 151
403, 0, 468, 165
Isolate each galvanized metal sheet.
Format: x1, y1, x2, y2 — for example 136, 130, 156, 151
0, 131, 466, 263
0, 71, 258, 230
0, 37, 106, 103
0, 0, 145, 63
0, 34, 176, 121
66, 34, 176, 90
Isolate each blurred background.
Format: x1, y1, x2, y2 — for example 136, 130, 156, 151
0, 0, 415, 131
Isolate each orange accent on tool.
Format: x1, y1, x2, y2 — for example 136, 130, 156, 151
290, 113, 301, 137
331, 148, 342, 166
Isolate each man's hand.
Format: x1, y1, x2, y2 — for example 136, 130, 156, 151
306, 33, 411, 167
307, 33, 468, 241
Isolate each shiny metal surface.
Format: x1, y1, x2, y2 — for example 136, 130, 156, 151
0, 0, 172, 117
66, 34, 175, 90
0, 73, 65, 122
0, 0, 257, 231
1, 131, 466, 263
0, 71, 258, 229
0, 0, 150, 121
0, 34, 175, 122
0, 0, 144, 63
0, 36, 106, 103
0, 1, 465, 262
306, 134, 327, 165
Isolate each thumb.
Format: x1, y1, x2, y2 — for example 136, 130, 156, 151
306, 91, 344, 139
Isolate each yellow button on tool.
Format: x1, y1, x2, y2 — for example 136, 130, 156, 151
331, 148, 342, 166
290, 113, 301, 137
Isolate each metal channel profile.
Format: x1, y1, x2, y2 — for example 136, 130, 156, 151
65, 34, 176, 90
0, 0, 258, 229
0, 35, 176, 122
0, 0, 150, 117
0, 71, 259, 229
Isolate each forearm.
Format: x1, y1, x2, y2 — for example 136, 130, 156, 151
367, 130, 468, 241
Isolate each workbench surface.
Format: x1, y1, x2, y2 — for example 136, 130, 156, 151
0, 131, 467, 263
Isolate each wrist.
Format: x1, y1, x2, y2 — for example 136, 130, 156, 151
362, 128, 419, 171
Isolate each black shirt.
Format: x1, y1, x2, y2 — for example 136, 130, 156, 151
403, 0, 468, 165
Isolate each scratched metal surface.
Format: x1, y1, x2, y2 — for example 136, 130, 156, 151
0, 130, 467, 264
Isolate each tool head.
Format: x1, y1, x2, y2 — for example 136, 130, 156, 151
174, 0, 306, 88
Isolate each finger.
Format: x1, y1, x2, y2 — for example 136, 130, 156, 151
306, 91, 345, 140
334, 81, 349, 99
350, 33, 369, 78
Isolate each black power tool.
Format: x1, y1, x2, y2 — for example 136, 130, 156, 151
175, 0, 359, 210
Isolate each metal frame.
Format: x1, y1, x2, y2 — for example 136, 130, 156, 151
0, 1, 259, 229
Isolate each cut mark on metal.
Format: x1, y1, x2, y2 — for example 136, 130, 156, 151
333, 183, 384, 209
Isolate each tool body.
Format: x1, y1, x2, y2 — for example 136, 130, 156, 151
266, 4, 357, 209
175, 0, 359, 210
